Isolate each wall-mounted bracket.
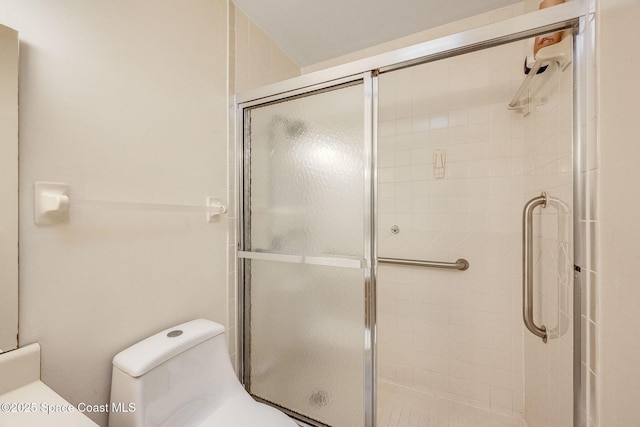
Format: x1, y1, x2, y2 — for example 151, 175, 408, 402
206, 197, 227, 222
34, 182, 70, 225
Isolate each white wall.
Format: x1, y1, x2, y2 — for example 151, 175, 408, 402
0, 1, 229, 425
599, 0, 640, 425
303, 4, 524, 74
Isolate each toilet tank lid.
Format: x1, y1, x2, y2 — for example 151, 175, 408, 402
112, 319, 225, 378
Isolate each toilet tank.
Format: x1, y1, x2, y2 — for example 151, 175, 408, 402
108, 319, 244, 427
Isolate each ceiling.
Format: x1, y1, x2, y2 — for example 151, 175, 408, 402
232, 0, 522, 67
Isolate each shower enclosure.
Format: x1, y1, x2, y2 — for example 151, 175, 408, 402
236, 2, 587, 426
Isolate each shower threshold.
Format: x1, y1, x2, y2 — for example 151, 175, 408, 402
377, 381, 525, 427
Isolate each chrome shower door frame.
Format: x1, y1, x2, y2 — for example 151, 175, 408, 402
238, 74, 377, 427
235, 1, 589, 425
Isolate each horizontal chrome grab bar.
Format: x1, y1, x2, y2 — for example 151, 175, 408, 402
378, 257, 469, 271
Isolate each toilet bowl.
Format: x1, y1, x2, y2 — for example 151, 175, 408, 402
108, 319, 297, 427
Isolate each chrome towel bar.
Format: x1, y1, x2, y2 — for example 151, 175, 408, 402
378, 257, 469, 271
522, 192, 549, 343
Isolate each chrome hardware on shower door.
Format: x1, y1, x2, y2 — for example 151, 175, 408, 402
378, 256, 469, 271
522, 192, 549, 343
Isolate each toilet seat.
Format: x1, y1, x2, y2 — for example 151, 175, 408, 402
199, 396, 298, 427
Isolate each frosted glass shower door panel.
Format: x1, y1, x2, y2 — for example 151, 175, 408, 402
248, 83, 365, 257
243, 82, 367, 426
249, 260, 365, 427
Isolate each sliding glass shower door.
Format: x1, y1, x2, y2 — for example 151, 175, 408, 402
239, 80, 372, 427
374, 38, 574, 427
237, 9, 585, 427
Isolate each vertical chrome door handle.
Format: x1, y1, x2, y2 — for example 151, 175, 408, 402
522, 192, 548, 343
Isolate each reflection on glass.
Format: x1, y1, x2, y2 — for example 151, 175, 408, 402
249, 84, 364, 257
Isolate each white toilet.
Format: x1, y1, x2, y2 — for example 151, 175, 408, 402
108, 319, 298, 427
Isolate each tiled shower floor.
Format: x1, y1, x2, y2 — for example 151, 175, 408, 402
377, 382, 525, 427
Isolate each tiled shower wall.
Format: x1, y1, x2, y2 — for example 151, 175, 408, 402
376, 37, 573, 421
